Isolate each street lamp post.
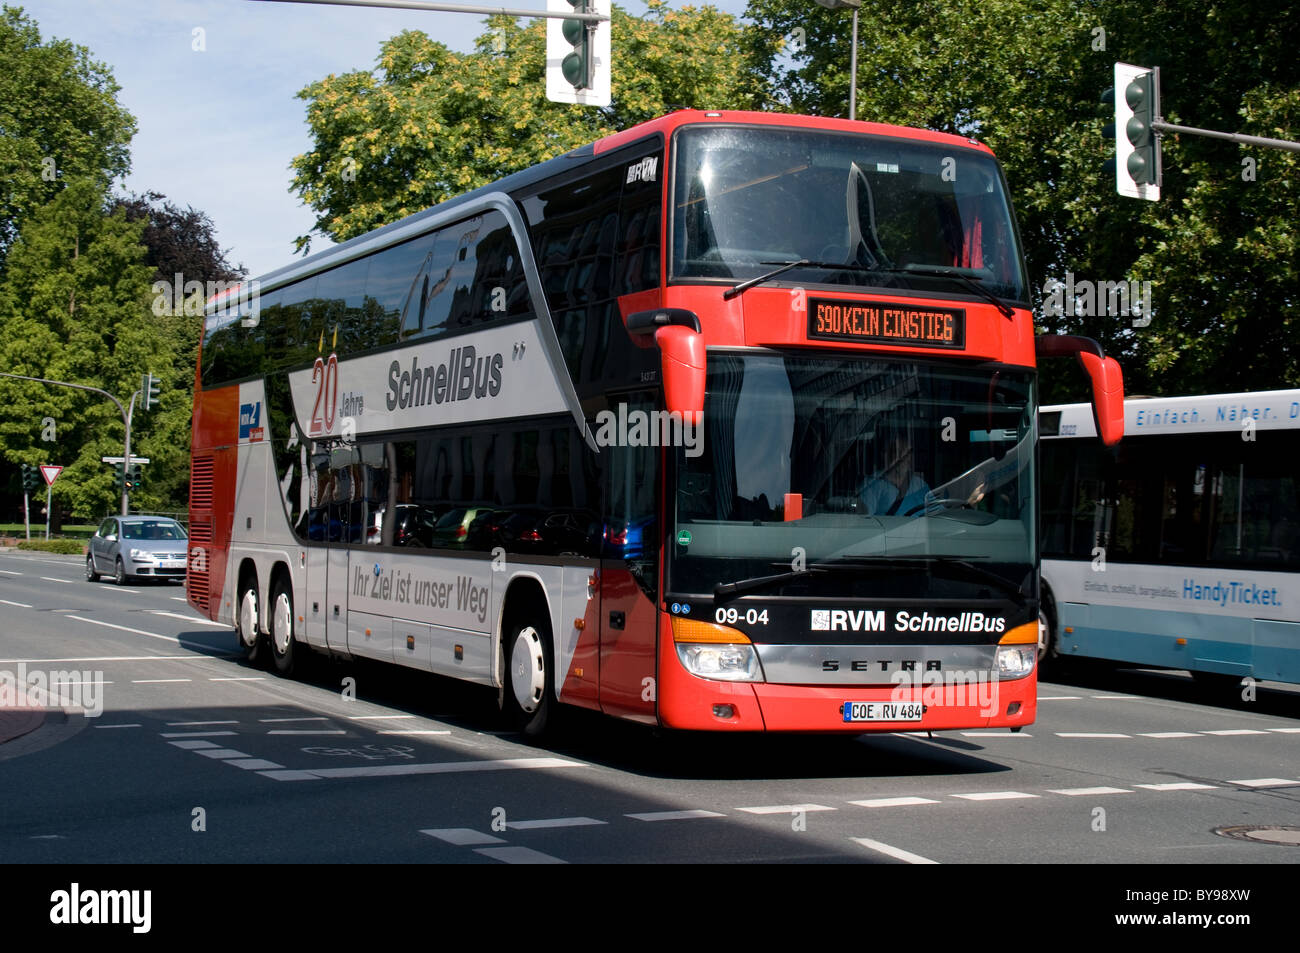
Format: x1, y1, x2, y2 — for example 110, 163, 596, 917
814, 0, 861, 121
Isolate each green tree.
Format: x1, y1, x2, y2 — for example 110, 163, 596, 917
290, 1, 751, 247
743, 0, 1300, 398
0, 4, 136, 274
0, 179, 189, 521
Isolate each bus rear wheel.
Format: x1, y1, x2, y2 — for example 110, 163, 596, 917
505, 619, 553, 737
270, 576, 297, 676
237, 580, 263, 664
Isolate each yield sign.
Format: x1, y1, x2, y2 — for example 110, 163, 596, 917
40, 465, 63, 486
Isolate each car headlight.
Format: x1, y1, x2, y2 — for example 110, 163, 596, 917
129, 548, 149, 559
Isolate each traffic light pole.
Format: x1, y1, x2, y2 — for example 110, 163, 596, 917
0, 372, 139, 515
254, 0, 605, 23
1150, 120, 1300, 153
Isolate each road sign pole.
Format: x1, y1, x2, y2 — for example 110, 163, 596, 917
23, 491, 30, 541
45, 485, 51, 541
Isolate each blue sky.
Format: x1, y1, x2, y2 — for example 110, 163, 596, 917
22, 0, 751, 278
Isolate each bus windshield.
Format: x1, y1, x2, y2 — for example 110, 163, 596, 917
670, 354, 1036, 599
671, 125, 1028, 303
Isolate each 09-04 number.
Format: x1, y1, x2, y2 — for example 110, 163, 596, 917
715, 607, 769, 625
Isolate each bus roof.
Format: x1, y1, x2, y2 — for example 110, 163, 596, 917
207, 110, 998, 311
1042, 389, 1300, 438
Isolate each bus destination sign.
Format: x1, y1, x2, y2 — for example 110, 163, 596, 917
808, 298, 965, 349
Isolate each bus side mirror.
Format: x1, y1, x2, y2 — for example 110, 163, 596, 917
1035, 334, 1125, 446
625, 309, 705, 426
1077, 351, 1124, 446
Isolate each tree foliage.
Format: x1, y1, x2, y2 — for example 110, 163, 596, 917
290, 1, 751, 247
743, 0, 1300, 398
0, 180, 190, 520
0, 4, 136, 274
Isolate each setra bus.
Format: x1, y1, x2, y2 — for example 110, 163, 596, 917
1040, 390, 1299, 687
190, 109, 1124, 734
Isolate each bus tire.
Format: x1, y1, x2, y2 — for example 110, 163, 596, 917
1037, 587, 1058, 667
237, 577, 263, 664
269, 575, 297, 676
504, 616, 553, 737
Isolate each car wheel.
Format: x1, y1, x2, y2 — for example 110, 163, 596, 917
114, 558, 129, 586
86, 555, 100, 582
269, 576, 297, 676
237, 579, 263, 663
504, 617, 553, 736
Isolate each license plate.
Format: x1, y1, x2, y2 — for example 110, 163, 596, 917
843, 701, 924, 722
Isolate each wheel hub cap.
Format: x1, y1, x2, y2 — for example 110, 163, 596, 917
510, 627, 545, 712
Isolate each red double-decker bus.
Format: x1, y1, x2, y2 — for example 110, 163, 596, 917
190, 110, 1123, 734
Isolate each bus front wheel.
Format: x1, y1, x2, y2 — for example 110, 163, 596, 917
505, 619, 553, 737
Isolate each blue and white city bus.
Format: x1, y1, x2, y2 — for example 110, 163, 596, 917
1039, 389, 1300, 686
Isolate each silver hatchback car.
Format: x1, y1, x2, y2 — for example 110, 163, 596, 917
86, 516, 189, 585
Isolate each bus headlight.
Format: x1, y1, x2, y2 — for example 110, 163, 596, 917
676, 643, 763, 681
995, 621, 1039, 679
670, 616, 764, 682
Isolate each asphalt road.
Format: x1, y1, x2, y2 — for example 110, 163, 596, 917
2, 548, 1298, 865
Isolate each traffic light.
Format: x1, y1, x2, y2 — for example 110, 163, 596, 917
545, 0, 611, 107
142, 371, 161, 410
113, 462, 124, 487
125, 464, 142, 491
21, 464, 41, 494
1106, 62, 1161, 200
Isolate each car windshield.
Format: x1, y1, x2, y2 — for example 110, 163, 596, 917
671, 125, 1028, 303
121, 521, 186, 541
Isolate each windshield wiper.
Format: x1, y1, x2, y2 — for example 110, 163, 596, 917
723, 259, 872, 300
894, 265, 1015, 319
816, 555, 1027, 605
713, 558, 922, 603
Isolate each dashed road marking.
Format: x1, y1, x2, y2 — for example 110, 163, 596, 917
0, 599, 33, 608
195, 749, 253, 760
377, 729, 451, 736
1139, 732, 1201, 738
161, 731, 236, 738
736, 803, 835, 815
1047, 786, 1133, 796
210, 677, 265, 682
267, 729, 346, 736
1056, 732, 1131, 738
851, 837, 939, 865
951, 791, 1039, 801
626, 810, 726, 822
93, 723, 141, 729
227, 759, 284, 770
168, 740, 219, 749
1203, 729, 1268, 736
67, 616, 174, 643
474, 846, 566, 864
506, 817, 606, 831
1135, 782, 1217, 791
421, 828, 506, 846
349, 714, 416, 721
146, 610, 229, 628
259, 717, 329, 723
167, 720, 238, 727
1228, 778, 1300, 788
258, 757, 586, 781
849, 796, 941, 808
133, 678, 191, 683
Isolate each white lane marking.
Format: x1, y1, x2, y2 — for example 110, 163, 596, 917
1139, 732, 1202, 738
1203, 729, 1269, 736
146, 610, 229, 628
349, 714, 416, 721
195, 749, 253, 760
1056, 732, 1131, 738
1091, 694, 1139, 699
474, 846, 566, 864
93, 723, 141, 729
1135, 782, 1218, 791
209, 677, 265, 682
267, 729, 346, 736
1037, 696, 1081, 700
132, 679, 192, 683
951, 791, 1039, 801
67, 616, 176, 643
421, 828, 507, 846
259, 717, 328, 723
851, 837, 939, 865
506, 817, 606, 831
736, 803, 835, 815
226, 759, 284, 770
626, 810, 726, 822
259, 757, 586, 780
170, 597, 188, 602
960, 731, 1032, 738
0, 599, 33, 608
1269, 728, 1300, 733
96, 586, 142, 594
1047, 787, 1133, 796
168, 740, 219, 750
849, 796, 941, 808
167, 720, 238, 726
39, 577, 77, 585
161, 731, 236, 738
376, 729, 450, 736
1228, 778, 1300, 788
0, 655, 232, 663
0, 569, 23, 575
